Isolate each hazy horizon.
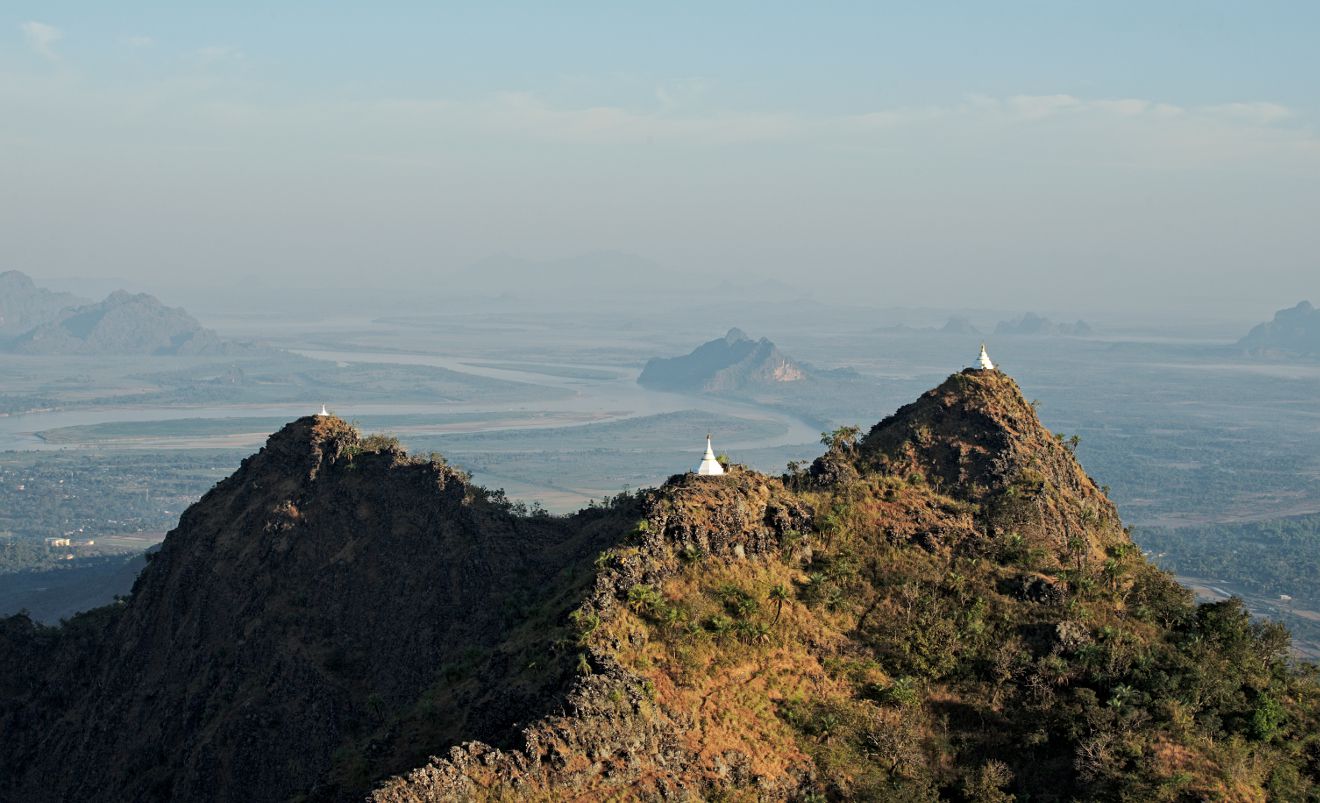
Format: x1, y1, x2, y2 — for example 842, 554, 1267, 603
3, 3, 1317, 320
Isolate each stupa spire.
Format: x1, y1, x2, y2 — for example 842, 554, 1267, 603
317, 404, 329, 417
976, 343, 995, 371
696, 433, 725, 476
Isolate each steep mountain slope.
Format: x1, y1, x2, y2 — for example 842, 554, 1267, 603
1239, 300, 1320, 357
9, 290, 231, 355
0, 270, 83, 337
853, 369, 1126, 563
0, 418, 629, 802
4, 368, 1319, 802
638, 328, 806, 393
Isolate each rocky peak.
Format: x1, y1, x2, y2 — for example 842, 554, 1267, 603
844, 368, 1124, 560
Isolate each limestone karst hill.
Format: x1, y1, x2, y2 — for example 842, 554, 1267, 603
1238, 300, 1320, 357
0, 270, 83, 337
10, 289, 231, 355
637, 328, 806, 393
4, 368, 1319, 802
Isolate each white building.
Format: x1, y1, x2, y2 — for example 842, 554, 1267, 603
696, 435, 725, 476
976, 343, 995, 371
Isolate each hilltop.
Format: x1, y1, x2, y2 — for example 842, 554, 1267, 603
638, 328, 807, 393
3, 368, 1318, 801
1239, 300, 1320, 357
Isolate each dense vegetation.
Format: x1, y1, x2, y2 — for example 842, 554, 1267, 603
1139, 514, 1320, 608
1138, 515, 1320, 651
382, 370, 1320, 801
607, 475, 1320, 800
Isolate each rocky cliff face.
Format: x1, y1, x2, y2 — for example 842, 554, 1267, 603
3, 369, 1317, 802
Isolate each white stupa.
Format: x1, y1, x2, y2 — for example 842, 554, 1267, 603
975, 343, 995, 371
696, 434, 725, 476
317, 404, 329, 417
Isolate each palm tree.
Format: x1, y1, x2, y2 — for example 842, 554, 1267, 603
770, 584, 791, 624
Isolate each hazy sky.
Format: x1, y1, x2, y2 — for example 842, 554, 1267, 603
2, 2, 1317, 318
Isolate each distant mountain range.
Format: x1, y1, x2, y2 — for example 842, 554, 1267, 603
1239, 301, 1320, 357
994, 312, 1092, 337
638, 328, 808, 393
941, 316, 982, 335
0, 271, 253, 356
0, 271, 84, 337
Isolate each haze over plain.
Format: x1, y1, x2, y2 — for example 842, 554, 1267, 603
2, 2, 1317, 320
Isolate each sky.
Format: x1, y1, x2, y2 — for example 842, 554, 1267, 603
2, 2, 1318, 319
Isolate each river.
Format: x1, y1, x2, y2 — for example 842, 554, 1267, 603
0, 349, 821, 455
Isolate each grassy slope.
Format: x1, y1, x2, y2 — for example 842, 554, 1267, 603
378, 371, 1320, 802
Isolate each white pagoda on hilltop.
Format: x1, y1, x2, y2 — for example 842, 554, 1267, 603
696, 434, 725, 476
317, 404, 329, 417
976, 343, 995, 371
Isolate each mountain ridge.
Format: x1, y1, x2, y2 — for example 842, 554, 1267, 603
994, 312, 1092, 337
0, 272, 262, 355
0, 270, 85, 337
3, 367, 1317, 801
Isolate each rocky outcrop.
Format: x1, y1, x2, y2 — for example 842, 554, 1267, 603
1238, 300, 1320, 357
638, 328, 807, 393
833, 368, 1125, 562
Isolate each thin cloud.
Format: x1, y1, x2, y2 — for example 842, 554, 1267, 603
196, 46, 244, 64
1005, 94, 1084, 119
1205, 102, 1292, 125
20, 21, 62, 60
121, 35, 154, 48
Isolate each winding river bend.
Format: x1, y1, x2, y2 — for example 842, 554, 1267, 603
0, 348, 821, 456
